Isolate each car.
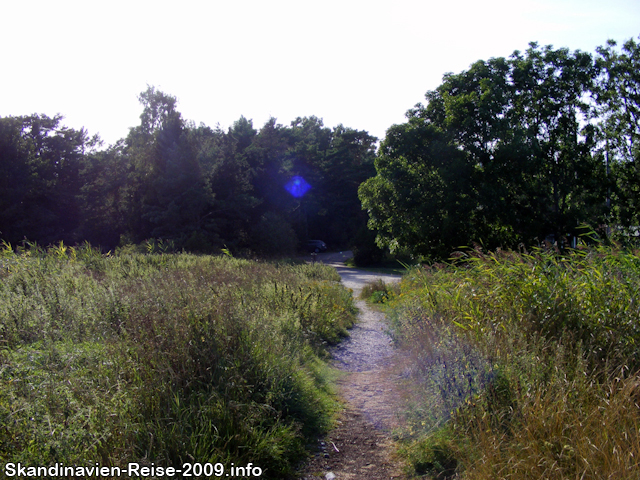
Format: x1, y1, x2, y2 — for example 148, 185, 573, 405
306, 240, 327, 253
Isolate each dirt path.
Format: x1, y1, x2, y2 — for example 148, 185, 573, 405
298, 252, 411, 479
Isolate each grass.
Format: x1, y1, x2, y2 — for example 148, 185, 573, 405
0, 242, 357, 478
382, 245, 640, 479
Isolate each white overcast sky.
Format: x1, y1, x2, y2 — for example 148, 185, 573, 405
2, 0, 639, 146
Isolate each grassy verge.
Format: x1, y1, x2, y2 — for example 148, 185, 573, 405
383, 246, 640, 479
0, 243, 357, 478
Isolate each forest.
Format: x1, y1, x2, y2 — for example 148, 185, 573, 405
0, 89, 377, 257
1, 37, 639, 260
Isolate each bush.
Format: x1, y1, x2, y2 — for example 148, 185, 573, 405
359, 278, 399, 303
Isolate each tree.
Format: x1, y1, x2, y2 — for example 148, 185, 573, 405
250, 117, 292, 217
248, 116, 377, 251
508, 44, 605, 243
359, 120, 474, 259
200, 118, 261, 251
595, 37, 640, 228
414, 56, 529, 246
321, 125, 377, 246
361, 43, 610, 259
123, 86, 215, 247
0, 114, 95, 245
0, 115, 32, 243
77, 140, 129, 249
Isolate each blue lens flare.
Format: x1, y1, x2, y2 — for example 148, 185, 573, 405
284, 175, 311, 198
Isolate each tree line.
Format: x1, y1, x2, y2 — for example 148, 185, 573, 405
2, 37, 639, 261
0, 87, 377, 255
360, 37, 640, 260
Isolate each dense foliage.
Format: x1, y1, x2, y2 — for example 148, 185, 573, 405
0, 245, 356, 477
4, 38, 638, 263
360, 37, 640, 260
0, 87, 376, 255
381, 245, 640, 478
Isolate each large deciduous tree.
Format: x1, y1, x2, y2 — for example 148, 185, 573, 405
596, 37, 640, 228
360, 120, 473, 259
508, 44, 605, 243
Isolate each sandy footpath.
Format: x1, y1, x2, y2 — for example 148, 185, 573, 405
299, 252, 411, 479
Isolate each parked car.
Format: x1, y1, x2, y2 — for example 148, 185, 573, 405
306, 240, 327, 253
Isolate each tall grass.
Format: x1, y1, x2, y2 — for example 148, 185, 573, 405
0, 244, 356, 478
386, 245, 640, 479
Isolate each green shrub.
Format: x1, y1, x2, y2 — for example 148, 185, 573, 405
359, 278, 399, 303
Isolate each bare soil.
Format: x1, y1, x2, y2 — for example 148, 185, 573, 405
298, 252, 413, 480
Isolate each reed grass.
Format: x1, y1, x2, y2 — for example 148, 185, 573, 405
0, 243, 356, 478
386, 245, 640, 479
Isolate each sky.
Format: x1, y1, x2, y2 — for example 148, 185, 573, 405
2, 0, 639, 146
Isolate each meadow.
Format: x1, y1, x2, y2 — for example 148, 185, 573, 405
0, 242, 357, 478
368, 245, 640, 479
